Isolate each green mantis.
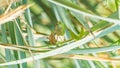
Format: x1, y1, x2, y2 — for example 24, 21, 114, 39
48, 22, 65, 45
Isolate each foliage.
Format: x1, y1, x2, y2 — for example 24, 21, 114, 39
0, 0, 120, 68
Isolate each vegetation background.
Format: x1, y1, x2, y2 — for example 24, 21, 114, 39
0, 0, 120, 68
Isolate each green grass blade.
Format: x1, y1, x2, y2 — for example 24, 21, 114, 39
0, 23, 119, 66
48, 0, 120, 25
1, 24, 13, 68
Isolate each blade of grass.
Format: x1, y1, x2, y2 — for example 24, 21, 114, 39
7, 22, 20, 68
68, 55, 120, 62
65, 45, 120, 54
52, 4, 77, 35
48, 0, 120, 25
1, 24, 13, 68
14, 19, 27, 68
0, 23, 119, 66
24, 7, 39, 68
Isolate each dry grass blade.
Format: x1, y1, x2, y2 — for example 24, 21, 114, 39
0, 44, 27, 52
45, 54, 120, 62
0, 4, 33, 25
0, 44, 50, 52
68, 55, 120, 62
4, 2, 13, 14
